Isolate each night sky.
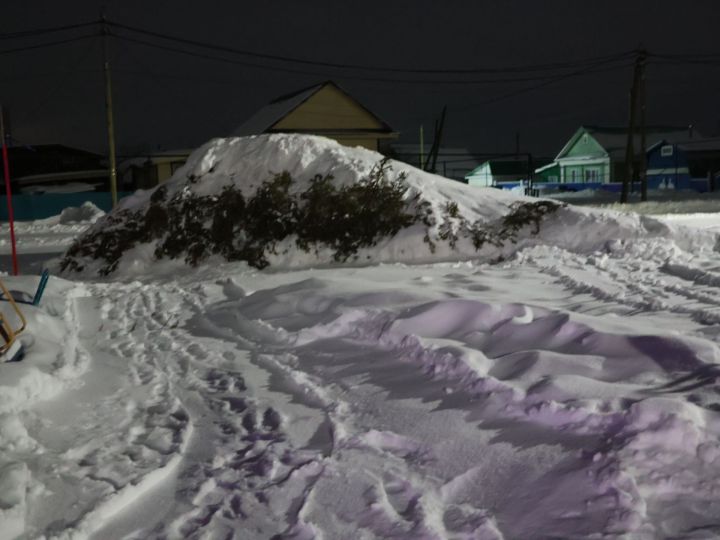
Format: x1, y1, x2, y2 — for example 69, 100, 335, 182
2, 1, 719, 159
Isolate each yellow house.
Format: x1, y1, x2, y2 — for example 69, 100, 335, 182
233, 81, 398, 152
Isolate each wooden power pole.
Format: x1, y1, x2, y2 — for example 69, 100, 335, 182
638, 50, 648, 201
621, 51, 644, 204
101, 15, 119, 208
425, 106, 447, 173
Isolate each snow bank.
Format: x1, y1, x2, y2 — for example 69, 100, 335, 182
59, 134, 715, 278
0, 276, 90, 540
58, 201, 105, 225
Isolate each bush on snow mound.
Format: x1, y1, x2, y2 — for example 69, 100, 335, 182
60, 152, 561, 275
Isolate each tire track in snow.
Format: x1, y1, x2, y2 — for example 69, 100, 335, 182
523, 245, 720, 324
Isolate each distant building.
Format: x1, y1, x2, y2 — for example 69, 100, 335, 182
5, 144, 107, 194
465, 157, 550, 187
542, 125, 696, 186
119, 150, 193, 191
389, 144, 481, 181
233, 81, 398, 152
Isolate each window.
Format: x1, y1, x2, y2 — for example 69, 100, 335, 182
571, 170, 577, 182
661, 145, 674, 157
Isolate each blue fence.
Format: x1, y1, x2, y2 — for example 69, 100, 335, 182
499, 179, 715, 194
0, 192, 132, 221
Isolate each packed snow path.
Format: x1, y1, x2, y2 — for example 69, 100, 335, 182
6, 237, 720, 539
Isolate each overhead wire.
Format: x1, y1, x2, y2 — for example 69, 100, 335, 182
105, 19, 637, 75
0, 20, 98, 40
0, 33, 98, 56
454, 59, 636, 111
109, 30, 635, 86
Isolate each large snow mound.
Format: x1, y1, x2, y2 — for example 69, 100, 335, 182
59, 134, 717, 277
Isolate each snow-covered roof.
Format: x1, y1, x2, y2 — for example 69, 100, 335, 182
534, 161, 559, 174
647, 137, 720, 154
232, 84, 323, 137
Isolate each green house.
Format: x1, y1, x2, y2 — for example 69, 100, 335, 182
545, 125, 693, 184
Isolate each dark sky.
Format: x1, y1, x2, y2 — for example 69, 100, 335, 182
2, 1, 719, 159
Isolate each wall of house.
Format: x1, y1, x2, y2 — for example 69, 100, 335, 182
562, 163, 609, 183
536, 166, 560, 183
466, 163, 493, 187
274, 85, 385, 130
157, 162, 174, 183
565, 133, 607, 159
647, 144, 691, 188
334, 137, 378, 151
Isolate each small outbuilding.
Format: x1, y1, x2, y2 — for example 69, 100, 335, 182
465, 157, 537, 187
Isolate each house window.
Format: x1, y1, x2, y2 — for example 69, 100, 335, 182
661, 145, 674, 157
571, 170, 577, 182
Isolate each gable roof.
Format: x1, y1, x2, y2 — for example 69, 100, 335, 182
232, 81, 394, 136
648, 136, 720, 154
556, 125, 697, 161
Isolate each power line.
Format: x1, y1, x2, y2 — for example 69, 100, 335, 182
455, 59, 636, 112
0, 21, 98, 40
110, 31, 634, 86
1, 19, 719, 78
0, 33, 97, 56
107, 19, 637, 75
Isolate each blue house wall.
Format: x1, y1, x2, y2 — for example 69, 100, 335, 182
646, 142, 692, 190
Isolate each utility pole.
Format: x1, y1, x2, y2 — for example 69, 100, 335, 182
639, 50, 648, 202
621, 50, 643, 204
0, 107, 18, 275
419, 125, 424, 169
425, 106, 447, 174
101, 13, 118, 208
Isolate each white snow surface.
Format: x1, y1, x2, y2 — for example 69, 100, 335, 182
0, 202, 104, 256
4, 135, 720, 538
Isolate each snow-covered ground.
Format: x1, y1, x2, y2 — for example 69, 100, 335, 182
4, 136, 720, 539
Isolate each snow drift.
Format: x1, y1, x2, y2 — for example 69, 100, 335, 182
58, 134, 714, 277
7, 138, 720, 537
